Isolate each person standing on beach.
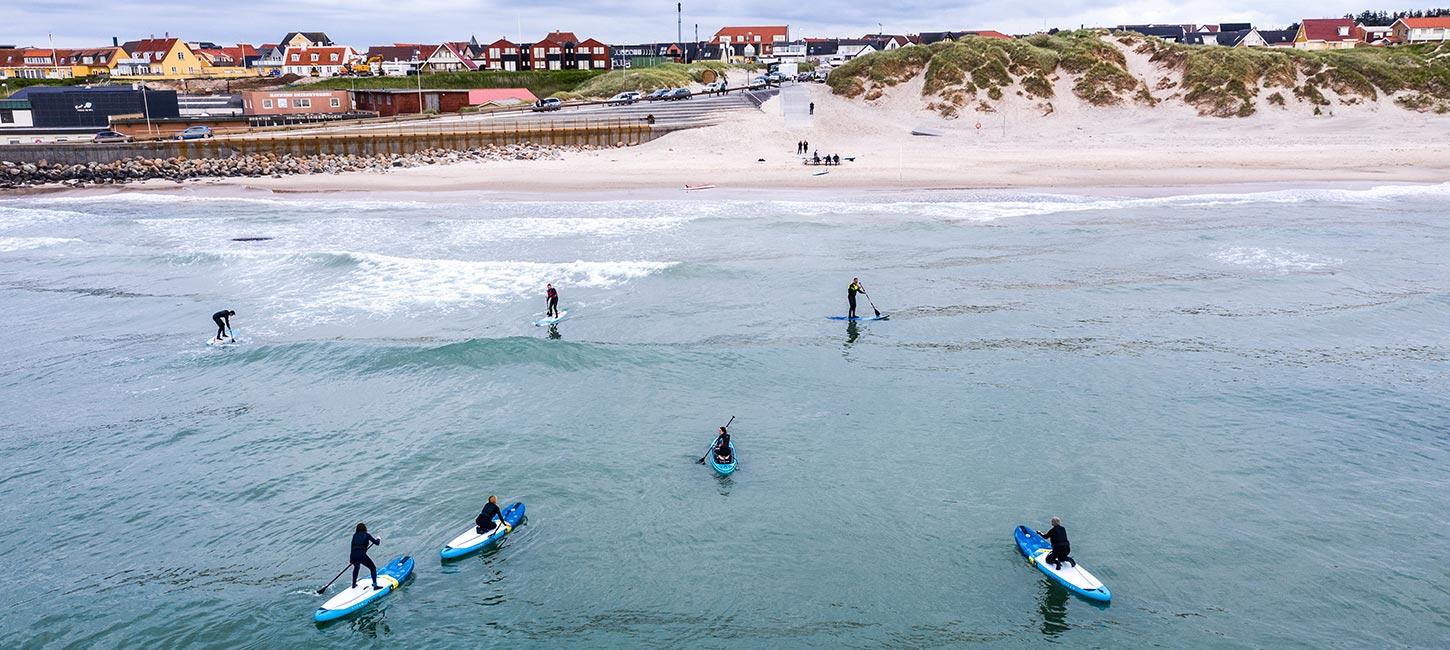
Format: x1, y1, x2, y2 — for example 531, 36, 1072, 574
848, 278, 865, 319
809, 101, 815, 115
545, 283, 560, 319
803, 140, 809, 154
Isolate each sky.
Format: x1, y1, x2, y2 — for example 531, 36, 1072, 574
5, 1, 1396, 48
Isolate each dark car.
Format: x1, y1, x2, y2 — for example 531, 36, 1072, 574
92, 129, 132, 143
645, 89, 671, 101
606, 91, 641, 106
664, 88, 692, 101
531, 98, 563, 112
175, 126, 213, 140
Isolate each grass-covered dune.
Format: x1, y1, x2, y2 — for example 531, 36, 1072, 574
556, 62, 734, 99
828, 30, 1450, 118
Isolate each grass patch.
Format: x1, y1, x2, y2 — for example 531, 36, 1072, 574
558, 62, 739, 99
0, 75, 115, 97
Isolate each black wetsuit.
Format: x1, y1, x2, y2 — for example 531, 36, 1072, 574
712, 433, 733, 462
546, 287, 559, 318
350, 531, 381, 587
1039, 525, 1073, 568
476, 502, 503, 534
847, 282, 863, 318
212, 310, 231, 340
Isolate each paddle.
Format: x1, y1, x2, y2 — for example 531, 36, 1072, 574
316, 564, 350, 594
862, 292, 882, 318
696, 416, 735, 464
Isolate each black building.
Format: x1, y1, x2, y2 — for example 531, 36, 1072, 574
13, 85, 179, 128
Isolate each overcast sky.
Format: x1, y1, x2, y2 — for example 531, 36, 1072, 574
8, 1, 1391, 48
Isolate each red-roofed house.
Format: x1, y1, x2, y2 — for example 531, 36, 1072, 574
1294, 18, 1364, 50
711, 26, 790, 60
576, 38, 610, 69
282, 46, 357, 77
426, 42, 479, 71
1391, 16, 1450, 43
481, 39, 523, 71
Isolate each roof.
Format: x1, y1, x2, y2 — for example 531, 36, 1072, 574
121, 38, 180, 57
434, 43, 480, 69
919, 30, 1012, 44
1219, 22, 1253, 32
578, 38, 607, 48
366, 45, 434, 61
543, 31, 580, 44
484, 38, 517, 48
1397, 17, 1450, 29
351, 88, 472, 95
1300, 18, 1361, 42
280, 32, 332, 46
1117, 25, 1187, 41
468, 88, 537, 103
285, 46, 354, 65
711, 26, 789, 42
1258, 30, 1298, 44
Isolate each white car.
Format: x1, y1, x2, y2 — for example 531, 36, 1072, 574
702, 81, 724, 93
607, 91, 640, 106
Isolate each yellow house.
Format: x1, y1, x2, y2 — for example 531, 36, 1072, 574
117, 38, 252, 78
0, 46, 127, 79
64, 47, 129, 76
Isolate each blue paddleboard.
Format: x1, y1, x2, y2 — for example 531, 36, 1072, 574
440, 502, 526, 559
313, 554, 414, 623
1014, 526, 1111, 602
534, 310, 568, 326
827, 315, 888, 321
708, 441, 737, 476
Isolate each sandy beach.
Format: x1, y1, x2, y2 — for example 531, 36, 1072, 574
141, 74, 1450, 197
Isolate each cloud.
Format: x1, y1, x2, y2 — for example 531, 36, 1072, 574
7, 1, 1372, 48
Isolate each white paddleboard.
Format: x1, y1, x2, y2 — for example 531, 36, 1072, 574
318, 574, 398, 612
444, 522, 511, 551
206, 337, 235, 347
533, 310, 568, 326
1029, 548, 1105, 592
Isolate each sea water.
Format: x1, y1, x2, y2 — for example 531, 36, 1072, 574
0, 186, 1446, 647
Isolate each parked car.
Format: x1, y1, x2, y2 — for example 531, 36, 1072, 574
645, 89, 671, 101
765, 72, 785, 84
814, 70, 829, 82
175, 126, 213, 140
702, 81, 724, 93
531, 98, 563, 112
91, 129, 131, 143
751, 75, 770, 86
664, 88, 692, 101
606, 91, 640, 106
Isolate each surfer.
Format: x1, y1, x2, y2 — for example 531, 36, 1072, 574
847, 278, 865, 319
711, 427, 733, 463
350, 523, 382, 590
1036, 517, 1075, 570
475, 495, 503, 535
545, 283, 560, 319
211, 309, 235, 341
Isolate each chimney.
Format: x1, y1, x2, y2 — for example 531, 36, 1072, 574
113, 36, 118, 46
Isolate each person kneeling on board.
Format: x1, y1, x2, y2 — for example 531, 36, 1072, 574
712, 427, 733, 463
350, 523, 383, 590
475, 495, 504, 534
1036, 517, 1075, 570
212, 309, 235, 341
545, 284, 560, 319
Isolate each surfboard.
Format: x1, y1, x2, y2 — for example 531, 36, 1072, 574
1014, 526, 1111, 602
533, 310, 568, 326
684, 184, 716, 191
313, 555, 415, 623
826, 315, 888, 321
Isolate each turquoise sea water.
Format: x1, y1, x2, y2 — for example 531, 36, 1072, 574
0, 186, 1447, 648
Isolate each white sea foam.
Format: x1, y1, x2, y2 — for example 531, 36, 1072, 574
1212, 247, 1343, 272
0, 236, 82, 252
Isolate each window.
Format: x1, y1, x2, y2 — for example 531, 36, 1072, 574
489, 48, 499, 57
262, 99, 273, 108
310, 53, 319, 62
1338, 27, 1349, 36
170, 66, 177, 73
549, 47, 560, 54
754, 35, 762, 43
296, 98, 311, 108
329, 54, 337, 62
595, 47, 604, 54
187, 67, 195, 73
178, 51, 185, 60
330, 97, 341, 107
278, 98, 288, 107
534, 48, 543, 57
0, 110, 13, 124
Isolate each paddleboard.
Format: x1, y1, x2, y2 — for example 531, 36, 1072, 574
1014, 526, 1111, 602
826, 315, 888, 321
206, 336, 236, 346
313, 554, 415, 623
812, 171, 829, 176
440, 502, 526, 560
684, 184, 716, 191
533, 310, 569, 326
708, 441, 737, 476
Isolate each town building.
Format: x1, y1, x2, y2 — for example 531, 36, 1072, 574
711, 26, 790, 60
425, 43, 480, 72
241, 90, 352, 115
1294, 19, 1364, 50
0, 46, 128, 79
365, 45, 435, 76
351, 88, 473, 116
918, 30, 1013, 44
2, 85, 180, 142
281, 46, 357, 77
481, 39, 523, 71
1391, 17, 1450, 43
1116, 25, 1189, 42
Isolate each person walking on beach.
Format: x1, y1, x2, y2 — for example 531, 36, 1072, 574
803, 140, 809, 154
1036, 517, 1075, 571
545, 283, 560, 319
211, 309, 235, 342
848, 278, 865, 319
349, 523, 382, 590
809, 101, 815, 115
